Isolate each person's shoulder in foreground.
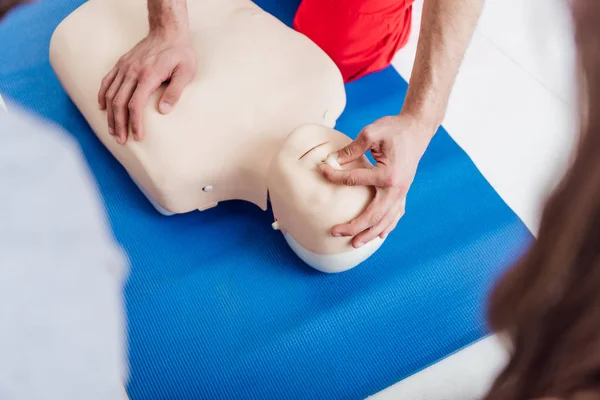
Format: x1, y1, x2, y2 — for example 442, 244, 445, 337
0, 103, 129, 400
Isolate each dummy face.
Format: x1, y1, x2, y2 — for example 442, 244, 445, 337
267, 124, 384, 269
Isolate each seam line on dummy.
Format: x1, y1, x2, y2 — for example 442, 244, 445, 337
298, 141, 330, 160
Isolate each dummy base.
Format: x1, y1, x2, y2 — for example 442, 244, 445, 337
283, 232, 385, 273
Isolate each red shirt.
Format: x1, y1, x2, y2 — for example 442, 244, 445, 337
293, 0, 415, 82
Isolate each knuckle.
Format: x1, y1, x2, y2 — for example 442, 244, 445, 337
344, 176, 357, 186
369, 212, 385, 226
381, 175, 394, 187
139, 68, 157, 83
112, 97, 124, 108
382, 174, 401, 188
117, 55, 130, 65
176, 62, 190, 75
130, 62, 142, 73
380, 115, 396, 124
125, 67, 139, 80
341, 146, 354, 158
128, 100, 138, 113
361, 127, 376, 142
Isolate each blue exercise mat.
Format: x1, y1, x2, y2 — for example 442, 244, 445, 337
0, 1, 533, 398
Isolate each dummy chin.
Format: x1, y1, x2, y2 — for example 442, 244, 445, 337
49, 0, 386, 272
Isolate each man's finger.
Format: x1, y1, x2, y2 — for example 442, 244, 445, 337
98, 67, 119, 110
319, 163, 386, 187
112, 77, 138, 144
334, 131, 372, 165
379, 213, 402, 239
331, 189, 396, 239
128, 72, 163, 141
354, 196, 404, 246
380, 198, 406, 239
105, 72, 125, 139
158, 66, 194, 114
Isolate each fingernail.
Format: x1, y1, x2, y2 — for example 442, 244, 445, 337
327, 152, 339, 160
159, 102, 171, 114
108, 127, 115, 136
355, 242, 364, 248
333, 233, 342, 237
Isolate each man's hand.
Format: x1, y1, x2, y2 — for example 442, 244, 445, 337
319, 0, 482, 246
318, 114, 434, 248
98, 32, 196, 144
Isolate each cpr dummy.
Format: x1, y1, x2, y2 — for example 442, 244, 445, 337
49, 0, 385, 272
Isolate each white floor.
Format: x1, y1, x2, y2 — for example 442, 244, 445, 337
370, 0, 577, 399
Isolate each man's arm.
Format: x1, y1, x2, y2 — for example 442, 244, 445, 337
319, 0, 483, 247
98, 0, 196, 145
148, 0, 189, 35
403, 0, 484, 132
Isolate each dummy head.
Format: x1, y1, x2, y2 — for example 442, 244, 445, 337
483, 1, 600, 399
267, 124, 384, 273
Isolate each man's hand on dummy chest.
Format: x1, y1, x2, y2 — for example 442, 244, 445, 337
98, 0, 197, 145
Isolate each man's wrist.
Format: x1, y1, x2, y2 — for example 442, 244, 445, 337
149, 24, 190, 42
398, 106, 441, 141
401, 85, 446, 134
148, 0, 189, 38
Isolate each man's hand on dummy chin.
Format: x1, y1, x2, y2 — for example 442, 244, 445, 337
318, 113, 435, 248
98, 32, 197, 144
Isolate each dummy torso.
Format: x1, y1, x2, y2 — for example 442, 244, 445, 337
50, 0, 345, 213
49, 0, 384, 272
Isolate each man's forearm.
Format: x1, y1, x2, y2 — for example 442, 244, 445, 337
148, 0, 189, 36
402, 0, 483, 133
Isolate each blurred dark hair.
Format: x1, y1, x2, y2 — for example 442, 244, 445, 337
0, 0, 28, 20
483, 1, 600, 399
